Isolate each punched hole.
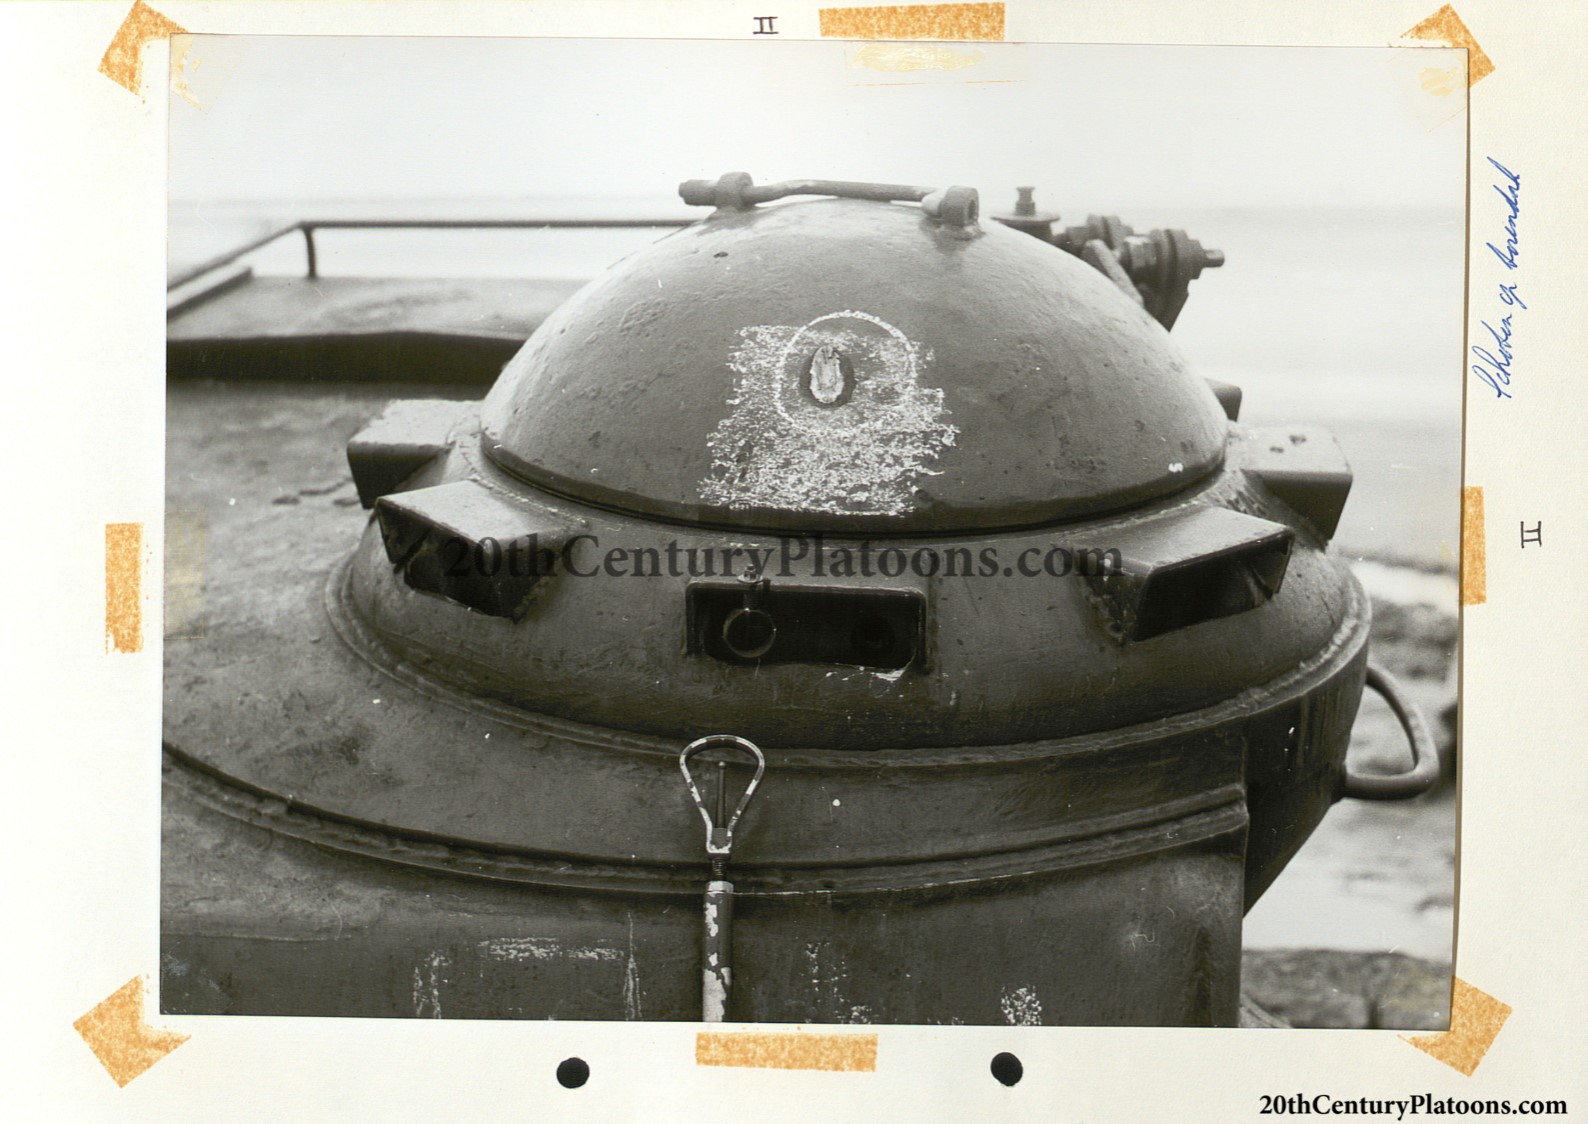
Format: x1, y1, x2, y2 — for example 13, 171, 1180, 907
556, 1057, 590, 1089
990, 1052, 1023, 1086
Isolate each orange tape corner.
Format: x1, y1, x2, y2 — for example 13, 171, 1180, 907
99, 0, 187, 96
1402, 977, 1512, 1076
1403, 4, 1495, 87
74, 976, 189, 1087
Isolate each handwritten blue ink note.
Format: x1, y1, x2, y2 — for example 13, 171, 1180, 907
1472, 157, 1522, 400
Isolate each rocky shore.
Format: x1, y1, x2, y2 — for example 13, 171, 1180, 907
1241, 950, 1452, 1029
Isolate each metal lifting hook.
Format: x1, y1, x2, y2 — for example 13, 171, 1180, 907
679, 734, 767, 1022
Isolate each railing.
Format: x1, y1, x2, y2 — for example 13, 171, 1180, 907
167, 217, 694, 290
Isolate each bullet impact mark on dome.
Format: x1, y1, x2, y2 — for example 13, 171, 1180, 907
700, 310, 957, 518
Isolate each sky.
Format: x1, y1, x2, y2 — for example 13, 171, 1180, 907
169, 36, 1465, 217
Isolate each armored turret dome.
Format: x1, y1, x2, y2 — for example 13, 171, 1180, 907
479, 194, 1229, 533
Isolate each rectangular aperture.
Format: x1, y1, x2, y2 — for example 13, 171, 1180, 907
375, 480, 570, 621
687, 581, 925, 670
1085, 506, 1293, 642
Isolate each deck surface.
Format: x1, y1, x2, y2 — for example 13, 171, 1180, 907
168, 275, 584, 345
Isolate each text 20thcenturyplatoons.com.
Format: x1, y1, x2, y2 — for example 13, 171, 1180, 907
1259, 1094, 1568, 1118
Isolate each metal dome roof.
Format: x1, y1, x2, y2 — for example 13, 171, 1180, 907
478, 194, 1229, 533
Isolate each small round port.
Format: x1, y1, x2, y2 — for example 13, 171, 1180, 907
721, 607, 777, 660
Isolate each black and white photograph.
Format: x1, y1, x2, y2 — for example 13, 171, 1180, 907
160, 35, 1465, 1031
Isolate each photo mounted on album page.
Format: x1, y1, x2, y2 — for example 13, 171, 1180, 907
13, 1, 1588, 1117
160, 35, 1464, 1034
